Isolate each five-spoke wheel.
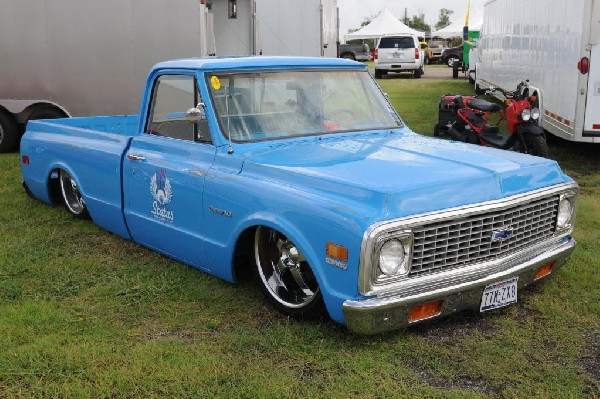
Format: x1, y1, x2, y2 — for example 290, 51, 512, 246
254, 226, 324, 318
59, 170, 89, 218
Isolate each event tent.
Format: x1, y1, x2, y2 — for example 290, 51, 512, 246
431, 1, 484, 38
345, 8, 423, 41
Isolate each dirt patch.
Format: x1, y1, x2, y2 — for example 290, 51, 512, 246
577, 331, 600, 394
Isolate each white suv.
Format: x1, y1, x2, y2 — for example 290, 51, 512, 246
374, 35, 425, 79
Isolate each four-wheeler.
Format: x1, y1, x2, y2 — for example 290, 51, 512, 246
435, 80, 549, 158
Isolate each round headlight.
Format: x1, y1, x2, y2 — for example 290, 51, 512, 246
521, 109, 532, 121
379, 239, 407, 276
531, 108, 541, 120
557, 198, 574, 229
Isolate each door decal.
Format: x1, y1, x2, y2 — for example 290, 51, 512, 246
150, 169, 174, 222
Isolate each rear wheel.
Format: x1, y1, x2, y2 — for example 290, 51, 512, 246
254, 226, 325, 319
414, 68, 422, 79
0, 110, 19, 153
374, 69, 383, 79
59, 170, 90, 219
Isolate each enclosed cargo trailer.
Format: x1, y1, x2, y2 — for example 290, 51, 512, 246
0, 0, 338, 152
475, 0, 600, 143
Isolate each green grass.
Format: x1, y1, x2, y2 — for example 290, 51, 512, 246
1, 79, 598, 398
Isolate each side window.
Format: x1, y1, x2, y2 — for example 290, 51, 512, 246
147, 75, 210, 143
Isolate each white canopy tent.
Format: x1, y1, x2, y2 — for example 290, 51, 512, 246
345, 8, 423, 41
431, 1, 484, 38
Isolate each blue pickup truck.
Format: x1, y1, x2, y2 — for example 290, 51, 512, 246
20, 57, 578, 334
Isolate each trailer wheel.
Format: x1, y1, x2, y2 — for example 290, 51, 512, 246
28, 106, 68, 124
452, 63, 459, 79
0, 110, 19, 153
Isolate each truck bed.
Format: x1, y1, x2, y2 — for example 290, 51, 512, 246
34, 115, 140, 136
21, 115, 141, 239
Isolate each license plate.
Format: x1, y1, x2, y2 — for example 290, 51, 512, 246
392, 52, 403, 58
480, 277, 518, 312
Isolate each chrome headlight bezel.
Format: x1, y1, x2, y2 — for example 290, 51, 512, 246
377, 235, 413, 277
556, 191, 578, 234
371, 231, 414, 283
521, 108, 532, 121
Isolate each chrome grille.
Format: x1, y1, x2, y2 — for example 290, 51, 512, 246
410, 195, 559, 275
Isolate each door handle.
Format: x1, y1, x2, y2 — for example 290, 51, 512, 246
127, 154, 146, 161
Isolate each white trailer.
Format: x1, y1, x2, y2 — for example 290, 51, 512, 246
0, 0, 338, 152
475, 0, 600, 143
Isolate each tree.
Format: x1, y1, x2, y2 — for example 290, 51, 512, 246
404, 14, 430, 33
435, 8, 454, 30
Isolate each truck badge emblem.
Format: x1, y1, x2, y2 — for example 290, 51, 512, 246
150, 169, 174, 221
491, 228, 513, 242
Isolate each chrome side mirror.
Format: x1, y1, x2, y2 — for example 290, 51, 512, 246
186, 103, 206, 123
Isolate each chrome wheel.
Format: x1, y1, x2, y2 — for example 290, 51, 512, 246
59, 170, 88, 217
254, 227, 322, 313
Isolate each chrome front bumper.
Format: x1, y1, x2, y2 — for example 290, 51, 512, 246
343, 237, 576, 335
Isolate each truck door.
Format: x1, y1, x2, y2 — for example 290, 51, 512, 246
123, 73, 215, 270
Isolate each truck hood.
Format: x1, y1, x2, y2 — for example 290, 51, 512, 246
239, 130, 570, 220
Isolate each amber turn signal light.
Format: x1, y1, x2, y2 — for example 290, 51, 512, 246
326, 242, 348, 262
535, 262, 555, 280
408, 300, 443, 323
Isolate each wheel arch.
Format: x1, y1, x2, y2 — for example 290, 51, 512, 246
229, 215, 345, 322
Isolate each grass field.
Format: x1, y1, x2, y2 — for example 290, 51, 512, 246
1, 78, 598, 398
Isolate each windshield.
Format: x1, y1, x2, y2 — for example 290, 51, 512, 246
206, 69, 402, 142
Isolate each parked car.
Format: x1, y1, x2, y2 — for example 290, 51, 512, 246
374, 35, 425, 79
339, 43, 371, 61
21, 56, 578, 335
441, 44, 463, 67
428, 40, 448, 62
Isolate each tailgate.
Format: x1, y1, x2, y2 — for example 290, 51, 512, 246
378, 37, 416, 63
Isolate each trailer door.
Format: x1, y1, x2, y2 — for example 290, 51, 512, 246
584, 1, 600, 135
584, 45, 600, 134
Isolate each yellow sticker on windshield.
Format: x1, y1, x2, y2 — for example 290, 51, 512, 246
211, 76, 221, 90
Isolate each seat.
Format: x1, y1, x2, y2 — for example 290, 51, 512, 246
467, 99, 501, 113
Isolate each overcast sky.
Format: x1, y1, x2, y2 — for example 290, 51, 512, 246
338, 0, 473, 41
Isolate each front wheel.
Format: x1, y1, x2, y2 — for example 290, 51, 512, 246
254, 226, 325, 319
523, 134, 549, 158
59, 170, 90, 219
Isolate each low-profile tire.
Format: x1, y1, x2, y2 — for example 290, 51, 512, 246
374, 69, 383, 79
254, 226, 325, 320
523, 134, 549, 158
59, 170, 90, 219
0, 110, 19, 153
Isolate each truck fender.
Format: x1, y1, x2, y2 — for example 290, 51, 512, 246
228, 213, 344, 322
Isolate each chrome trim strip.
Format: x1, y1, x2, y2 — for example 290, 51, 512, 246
359, 182, 579, 296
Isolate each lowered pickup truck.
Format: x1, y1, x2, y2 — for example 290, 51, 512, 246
21, 57, 578, 334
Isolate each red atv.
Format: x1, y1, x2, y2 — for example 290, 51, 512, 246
434, 80, 549, 158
